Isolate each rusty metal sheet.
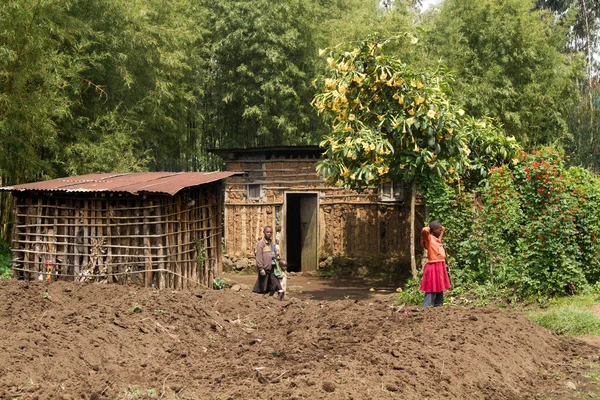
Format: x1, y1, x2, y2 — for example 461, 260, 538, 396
0, 171, 238, 196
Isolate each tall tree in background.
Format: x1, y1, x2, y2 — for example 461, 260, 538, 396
202, 0, 322, 148
0, 0, 89, 239
56, 0, 211, 174
536, 0, 600, 171
312, 37, 519, 278
425, 0, 582, 148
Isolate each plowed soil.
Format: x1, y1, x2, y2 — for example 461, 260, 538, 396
0, 280, 598, 400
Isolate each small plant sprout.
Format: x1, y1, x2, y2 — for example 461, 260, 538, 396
130, 304, 142, 313
42, 291, 51, 300
245, 320, 257, 329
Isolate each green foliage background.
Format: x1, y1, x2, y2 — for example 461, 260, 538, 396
0, 0, 599, 297
425, 148, 600, 298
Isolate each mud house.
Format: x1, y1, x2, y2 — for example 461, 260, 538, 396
0, 172, 236, 289
212, 146, 423, 276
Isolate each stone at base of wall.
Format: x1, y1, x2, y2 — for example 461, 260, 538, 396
318, 255, 428, 281
222, 255, 256, 274
223, 254, 424, 281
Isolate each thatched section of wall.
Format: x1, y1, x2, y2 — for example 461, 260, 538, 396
10, 184, 222, 290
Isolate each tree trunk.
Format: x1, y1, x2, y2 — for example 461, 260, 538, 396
410, 181, 417, 280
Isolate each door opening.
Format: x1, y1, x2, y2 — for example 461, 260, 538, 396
285, 193, 318, 273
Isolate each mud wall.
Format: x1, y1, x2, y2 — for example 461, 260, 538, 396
223, 152, 422, 261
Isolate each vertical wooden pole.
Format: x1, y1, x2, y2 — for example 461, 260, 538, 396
47, 227, 54, 282
23, 198, 32, 279
107, 201, 115, 283
410, 181, 417, 281
34, 198, 43, 279
133, 203, 141, 285
202, 193, 209, 287
216, 185, 223, 280
82, 200, 89, 273
189, 195, 197, 286
163, 201, 171, 289
176, 198, 184, 290
207, 190, 215, 289
53, 204, 60, 280
120, 200, 130, 285
143, 204, 152, 287
156, 202, 165, 290
182, 198, 190, 289
74, 204, 81, 279
66, 201, 74, 278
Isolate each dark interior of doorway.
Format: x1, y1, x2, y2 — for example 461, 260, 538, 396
285, 194, 302, 272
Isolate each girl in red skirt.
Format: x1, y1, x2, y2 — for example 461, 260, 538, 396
420, 221, 451, 307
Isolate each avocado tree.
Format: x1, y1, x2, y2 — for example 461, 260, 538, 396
312, 36, 519, 279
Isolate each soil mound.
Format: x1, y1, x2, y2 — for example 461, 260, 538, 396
0, 280, 597, 399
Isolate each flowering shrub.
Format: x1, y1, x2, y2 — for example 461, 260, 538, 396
426, 148, 600, 297
312, 36, 518, 189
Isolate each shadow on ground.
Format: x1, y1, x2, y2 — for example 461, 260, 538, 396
222, 272, 399, 301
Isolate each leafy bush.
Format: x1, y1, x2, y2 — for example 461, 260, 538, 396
213, 277, 227, 290
0, 241, 12, 279
425, 147, 600, 298
394, 278, 422, 306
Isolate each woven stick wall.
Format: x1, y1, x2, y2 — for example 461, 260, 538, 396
10, 183, 222, 290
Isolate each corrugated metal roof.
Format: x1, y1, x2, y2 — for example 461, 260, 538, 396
0, 171, 239, 196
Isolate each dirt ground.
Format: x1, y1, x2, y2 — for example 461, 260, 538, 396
0, 279, 599, 400
222, 272, 398, 301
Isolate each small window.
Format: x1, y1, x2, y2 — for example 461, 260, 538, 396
247, 184, 262, 200
380, 182, 404, 202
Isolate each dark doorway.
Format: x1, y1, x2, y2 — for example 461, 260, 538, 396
285, 193, 318, 273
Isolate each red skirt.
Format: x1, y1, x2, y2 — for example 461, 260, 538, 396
420, 261, 451, 292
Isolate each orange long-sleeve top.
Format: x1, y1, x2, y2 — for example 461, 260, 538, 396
421, 226, 446, 263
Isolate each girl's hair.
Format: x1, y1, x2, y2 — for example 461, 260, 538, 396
429, 220, 442, 231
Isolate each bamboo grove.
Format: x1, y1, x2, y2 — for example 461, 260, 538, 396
1, 0, 599, 243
